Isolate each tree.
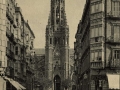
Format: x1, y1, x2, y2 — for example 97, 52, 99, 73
62, 78, 72, 90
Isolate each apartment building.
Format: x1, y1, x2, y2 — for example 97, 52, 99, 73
0, 0, 35, 90
34, 49, 45, 90
74, 0, 120, 90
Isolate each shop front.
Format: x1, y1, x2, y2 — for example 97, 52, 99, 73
107, 74, 120, 90
4, 77, 26, 90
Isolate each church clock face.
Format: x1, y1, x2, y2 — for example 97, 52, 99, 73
55, 51, 60, 56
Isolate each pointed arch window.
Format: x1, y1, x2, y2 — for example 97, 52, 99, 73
63, 38, 65, 45
54, 37, 57, 45
56, 7, 59, 13
57, 13, 60, 19
54, 37, 60, 45
50, 38, 52, 44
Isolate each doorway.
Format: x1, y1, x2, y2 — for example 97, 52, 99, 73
54, 75, 61, 90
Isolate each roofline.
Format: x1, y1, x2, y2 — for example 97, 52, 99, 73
25, 22, 35, 38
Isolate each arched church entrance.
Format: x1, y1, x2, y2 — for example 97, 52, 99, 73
54, 75, 61, 90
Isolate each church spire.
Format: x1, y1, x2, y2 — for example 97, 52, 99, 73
50, 0, 67, 28
45, 1, 70, 89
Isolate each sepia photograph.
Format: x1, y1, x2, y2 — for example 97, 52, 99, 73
0, 0, 120, 90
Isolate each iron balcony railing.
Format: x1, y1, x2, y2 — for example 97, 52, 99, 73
106, 36, 120, 44
91, 61, 103, 69
111, 59, 120, 68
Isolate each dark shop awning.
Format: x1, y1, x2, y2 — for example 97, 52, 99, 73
4, 77, 26, 90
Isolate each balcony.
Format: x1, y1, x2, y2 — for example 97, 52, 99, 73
6, 48, 15, 59
17, 39, 23, 46
6, 48, 10, 57
110, 59, 120, 69
13, 21, 17, 28
13, 37, 18, 44
6, 7, 14, 23
6, 27, 14, 41
91, 61, 103, 69
106, 11, 120, 20
106, 36, 120, 44
6, 27, 12, 37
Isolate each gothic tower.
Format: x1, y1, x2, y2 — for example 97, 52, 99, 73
45, 0, 69, 90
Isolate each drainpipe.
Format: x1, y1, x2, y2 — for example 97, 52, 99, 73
104, 0, 107, 68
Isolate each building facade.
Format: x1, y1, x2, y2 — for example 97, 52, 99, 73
45, 0, 71, 90
74, 0, 120, 90
0, 0, 35, 90
34, 49, 45, 90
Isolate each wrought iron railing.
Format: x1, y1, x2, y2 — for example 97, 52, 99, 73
91, 61, 103, 69
106, 36, 120, 43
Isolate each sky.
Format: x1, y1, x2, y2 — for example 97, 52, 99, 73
16, 0, 86, 48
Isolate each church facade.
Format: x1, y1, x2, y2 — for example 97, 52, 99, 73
45, 0, 71, 90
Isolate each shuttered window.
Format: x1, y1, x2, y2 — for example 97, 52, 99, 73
91, 2, 102, 14
91, 51, 102, 61
112, 1, 120, 16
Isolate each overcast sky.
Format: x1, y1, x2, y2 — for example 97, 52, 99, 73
16, 0, 86, 48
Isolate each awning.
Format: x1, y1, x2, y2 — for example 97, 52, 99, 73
0, 77, 6, 90
107, 74, 120, 89
4, 77, 26, 90
15, 82, 26, 90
